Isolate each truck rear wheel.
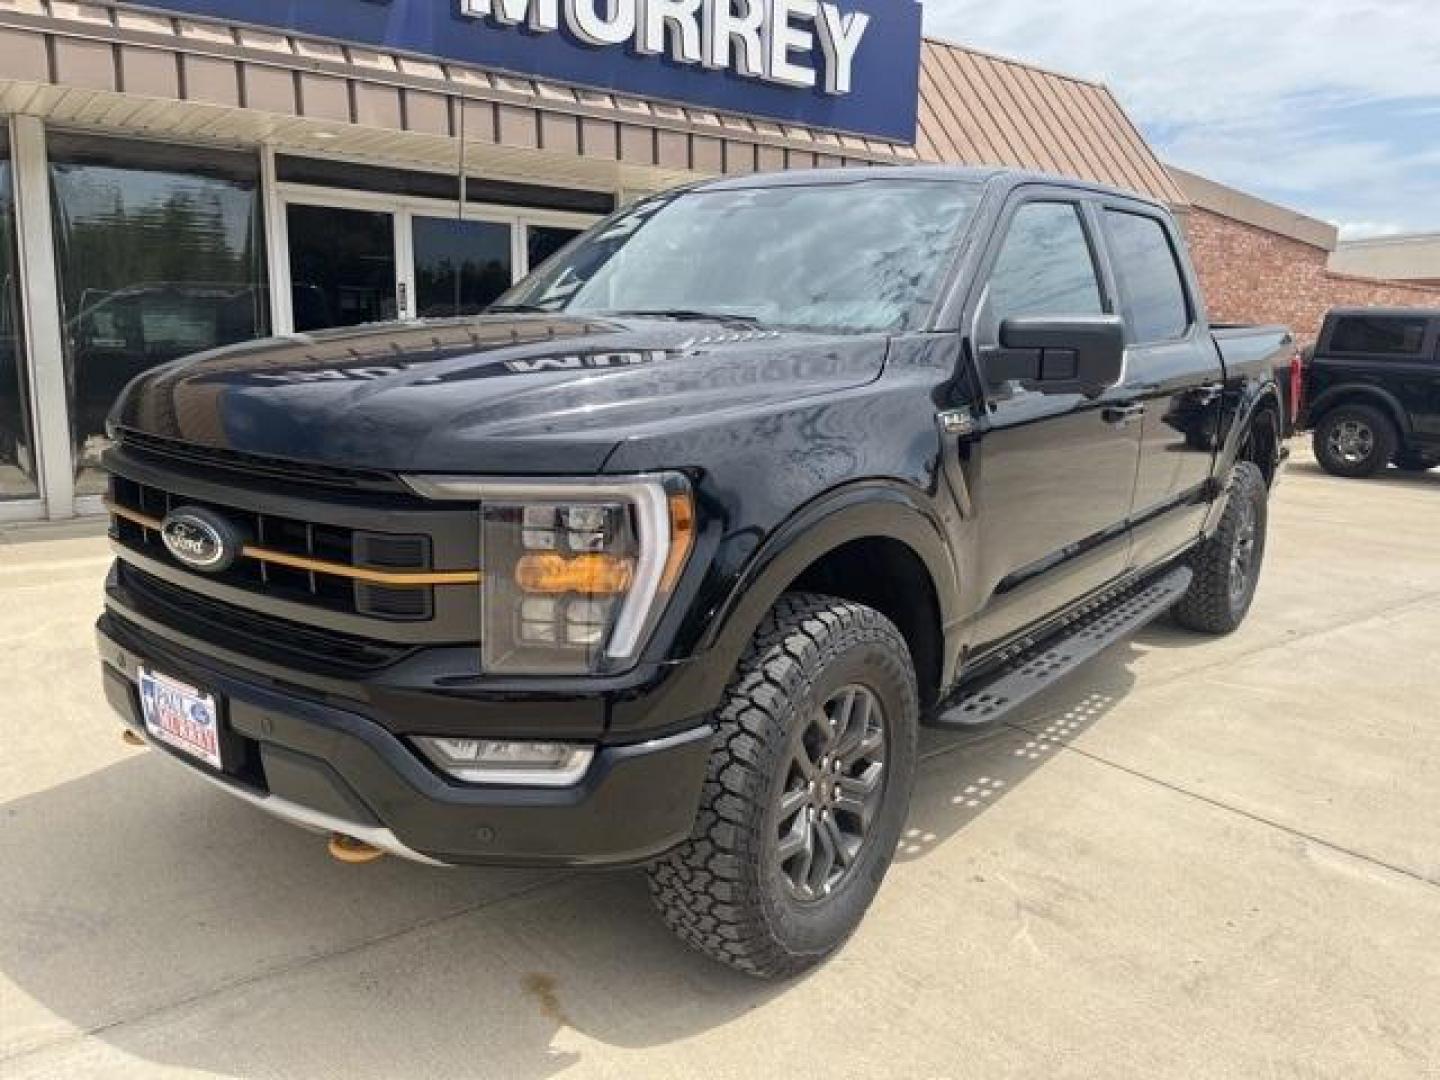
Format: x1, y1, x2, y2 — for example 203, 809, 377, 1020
1173, 461, 1268, 635
1313, 403, 1397, 478
647, 593, 918, 978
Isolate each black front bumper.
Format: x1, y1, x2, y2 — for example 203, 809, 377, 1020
97, 612, 714, 868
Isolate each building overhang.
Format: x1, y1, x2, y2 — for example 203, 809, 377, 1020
0, 1, 916, 193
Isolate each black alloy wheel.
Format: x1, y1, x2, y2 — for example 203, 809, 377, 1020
775, 684, 888, 902
1226, 492, 1260, 610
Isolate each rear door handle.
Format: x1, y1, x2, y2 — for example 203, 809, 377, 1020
1102, 403, 1145, 425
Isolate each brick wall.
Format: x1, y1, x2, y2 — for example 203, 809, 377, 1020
1180, 206, 1440, 344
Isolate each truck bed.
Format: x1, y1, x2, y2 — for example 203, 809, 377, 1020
1213, 324, 1298, 435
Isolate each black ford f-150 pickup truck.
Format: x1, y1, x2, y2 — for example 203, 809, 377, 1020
1300, 307, 1440, 477
97, 166, 1292, 977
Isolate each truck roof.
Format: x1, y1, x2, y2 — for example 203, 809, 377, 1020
691, 164, 1170, 212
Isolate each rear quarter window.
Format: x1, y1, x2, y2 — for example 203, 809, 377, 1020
1328, 316, 1428, 356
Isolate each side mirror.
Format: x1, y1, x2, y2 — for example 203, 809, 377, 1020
984, 315, 1126, 394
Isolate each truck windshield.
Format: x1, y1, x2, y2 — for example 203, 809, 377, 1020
499, 178, 980, 334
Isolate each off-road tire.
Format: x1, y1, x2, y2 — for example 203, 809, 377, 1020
1392, 452, 1439, 473
647, 593, 919, 978
1313, 403, 1397, 478
1173, 461, 1268, 635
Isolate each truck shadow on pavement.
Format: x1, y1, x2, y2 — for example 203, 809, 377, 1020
1, 637, 1147, 1080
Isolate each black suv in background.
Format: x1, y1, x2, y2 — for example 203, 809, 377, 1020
1303, 307, 1440, 477
97, 167, 1291, 977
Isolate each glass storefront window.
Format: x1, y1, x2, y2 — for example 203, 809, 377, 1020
0, 128, 39, 501
48, 134, 269, 495
526, 224, 583, 276
413, 216, 512, 318
288, 204, 396, 331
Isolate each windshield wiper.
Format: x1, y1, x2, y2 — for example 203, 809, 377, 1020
485, 303, 552, 314
598, 308, 762, 324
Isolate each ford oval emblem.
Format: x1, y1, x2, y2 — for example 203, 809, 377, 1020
160, 507, 241, 574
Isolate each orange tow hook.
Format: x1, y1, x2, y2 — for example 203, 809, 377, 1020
328, 833, 385, 864
121, 728, 146, 747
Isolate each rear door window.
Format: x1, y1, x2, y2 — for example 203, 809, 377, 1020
1103, 209, 1191, 343
1329, 315, 1427, 356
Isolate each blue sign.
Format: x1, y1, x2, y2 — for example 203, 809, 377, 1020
126, 0, 922, 142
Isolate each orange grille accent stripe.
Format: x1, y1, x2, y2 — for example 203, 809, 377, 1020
106, 501, 480, 588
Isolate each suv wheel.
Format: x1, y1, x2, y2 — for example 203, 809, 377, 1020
1313, 404, 1397, 478
647, 593, 918, 978
1173, 461, 1268, 635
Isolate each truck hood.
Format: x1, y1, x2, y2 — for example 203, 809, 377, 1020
110, 314, 889, 475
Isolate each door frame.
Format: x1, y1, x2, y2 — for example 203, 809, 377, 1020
4, 115, 66, 521
270, 177, 597, 333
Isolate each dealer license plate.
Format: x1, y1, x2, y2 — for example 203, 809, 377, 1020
138, 668, 223, 771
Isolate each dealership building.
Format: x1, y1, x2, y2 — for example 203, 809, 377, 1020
0, 0, 1424, 523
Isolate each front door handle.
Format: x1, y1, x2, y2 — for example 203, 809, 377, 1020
1102, 403, 1145, 425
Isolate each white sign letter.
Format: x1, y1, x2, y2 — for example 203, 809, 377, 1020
459, 0, 558, 31
765, 0, 817, 89
815, 2, 867, 94
567, 0, 638, 45
702, 0, 764, 77
638, 0, 704, 63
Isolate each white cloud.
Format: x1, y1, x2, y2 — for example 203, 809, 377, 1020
924, 0, 1440, 124
922, 0, 1440, 232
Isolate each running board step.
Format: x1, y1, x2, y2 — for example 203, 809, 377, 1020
929, 565, 1194, 730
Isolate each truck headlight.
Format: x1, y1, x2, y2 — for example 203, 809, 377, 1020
403, 474, 695, 674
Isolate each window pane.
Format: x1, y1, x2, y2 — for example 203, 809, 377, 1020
0, 131, 39, 500
1330, 316, 1426, 355
288, 205, 396, 331
989, 203, 1102, 321
505, 180, 980, 333
48, 135, 269, 495
526, 225, 583, 274
1104, 210, 1190, 343
413, 217, 512, 318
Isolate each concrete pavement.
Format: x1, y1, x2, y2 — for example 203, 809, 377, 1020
1, 451, 1438, 1079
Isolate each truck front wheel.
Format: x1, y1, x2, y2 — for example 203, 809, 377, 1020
648, 593, 918, 978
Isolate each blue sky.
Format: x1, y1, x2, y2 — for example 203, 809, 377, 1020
924, 0, 1440, 238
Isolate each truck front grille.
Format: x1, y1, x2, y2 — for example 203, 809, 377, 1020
108, 475, 441, 622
